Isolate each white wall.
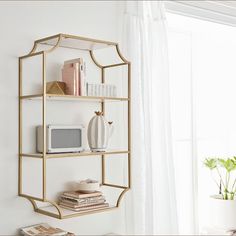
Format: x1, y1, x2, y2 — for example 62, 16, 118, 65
0, 1, 128, 235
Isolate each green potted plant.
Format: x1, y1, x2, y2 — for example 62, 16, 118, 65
204, 157, 236, 229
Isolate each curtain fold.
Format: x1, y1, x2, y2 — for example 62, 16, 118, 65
122, 1, 179, 235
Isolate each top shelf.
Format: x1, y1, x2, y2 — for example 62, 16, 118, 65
36, 33, 118, 51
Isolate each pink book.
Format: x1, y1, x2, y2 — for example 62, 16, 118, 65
62, 63, 80, 96
64, 58, 86, 96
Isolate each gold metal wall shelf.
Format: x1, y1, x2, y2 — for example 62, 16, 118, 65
20, 94, 129, 102
18, 33, 131, 219
20, 150, 130, 159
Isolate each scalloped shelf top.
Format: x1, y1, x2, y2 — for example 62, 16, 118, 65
35, 33, 118, 51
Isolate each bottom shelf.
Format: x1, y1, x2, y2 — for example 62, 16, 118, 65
21, 184, 129, 219
35, 204, 117, 219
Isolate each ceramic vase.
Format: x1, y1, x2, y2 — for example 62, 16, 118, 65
87, 111, 114, 152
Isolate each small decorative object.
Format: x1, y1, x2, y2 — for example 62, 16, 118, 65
87, 83, 117, 97
204, 157, 236, 230
77, 179, 100, 193
87, 111, 114, 152
46, 81, 66, 95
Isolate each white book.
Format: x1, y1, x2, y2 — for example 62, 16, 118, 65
91, 84, 94, 96
79, 60, 87, 96
98, 84, 102, 97
107, 84, 113, 97
105, 84, 109, 97
113, 85, 117, 97
87, 83, 91, 96
102, 84, 105, 97
94, 84, 97, 96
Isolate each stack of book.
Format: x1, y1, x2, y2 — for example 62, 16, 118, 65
58, 190, 109, 212
20, 223, 74, 236
62, 58, 86, 96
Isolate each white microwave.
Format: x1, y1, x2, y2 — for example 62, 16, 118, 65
37, 125, 84, 153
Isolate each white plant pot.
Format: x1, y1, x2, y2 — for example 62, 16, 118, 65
87, 111, 113, 152
209, 195, 236, 230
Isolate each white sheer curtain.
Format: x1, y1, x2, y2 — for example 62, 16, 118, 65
122, 1, 179, 235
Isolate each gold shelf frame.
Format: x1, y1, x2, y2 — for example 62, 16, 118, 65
18, 33, 131, 219
20, 94, 129, 102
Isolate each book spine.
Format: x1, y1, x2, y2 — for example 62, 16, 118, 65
59, 203, 109, 212
74, 63, 79, 96
94, 84, 97, 97
79, 59, 87, 96
113, 85, 117, 97
98, 84, 102, 97
59, 199, 105, 207
90, 84, 94, 96
87, 84, 90, 96
60, 195, 104, 203
107, 84, 111, 97
63, 192, 102, 199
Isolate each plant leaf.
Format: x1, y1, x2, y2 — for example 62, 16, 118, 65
204, 158, 217, 170
218, 158, 236, 172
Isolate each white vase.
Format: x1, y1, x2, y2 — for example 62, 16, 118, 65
87, 111, 114, 152
209, 195, 236, 230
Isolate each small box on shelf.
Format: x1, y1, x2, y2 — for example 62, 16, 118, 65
87, 83, 117, 97
46, 81, 66, 95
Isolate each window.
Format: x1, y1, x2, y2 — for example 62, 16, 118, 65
167, 12, 236, 233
